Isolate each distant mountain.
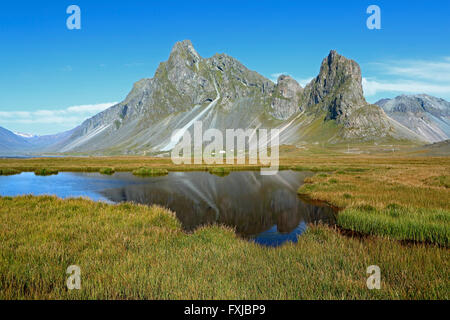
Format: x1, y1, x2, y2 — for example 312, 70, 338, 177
0, 126, 32, 154
0, 126, 76, 155
46, 40, 422, 155
376, 94, 450, 142
28, 128, 78, 150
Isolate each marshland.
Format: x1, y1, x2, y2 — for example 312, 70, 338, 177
0, 152, 449, 299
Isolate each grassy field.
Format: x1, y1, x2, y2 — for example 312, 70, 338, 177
0, 153, 449, 172
0, 195, 448, 299
297, 157, 450, 246
0, 153, 449, 299
0, 156, 263, 173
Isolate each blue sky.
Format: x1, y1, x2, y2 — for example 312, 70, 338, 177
1, 0, 449, 135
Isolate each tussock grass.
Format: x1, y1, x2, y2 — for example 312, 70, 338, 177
339, 206, 449, 246
0, 168, 20, 175
0, 196, 448, 299
99, 167, 115, 175
298, 160, 450, 246
34, 168, 58, 176
132, 167, 169, 177
208, 167, 230, 177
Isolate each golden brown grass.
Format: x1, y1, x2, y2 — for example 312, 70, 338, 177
0, 156, 260, 173
1, 154, 449, 298
1, 154, 448, 173
298, 161, 450, 210
0, 195, 448, 299
297, 158, 450, 245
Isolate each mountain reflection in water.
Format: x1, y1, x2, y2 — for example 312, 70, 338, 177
99, 171, 336, 245
0, 170, 336, 247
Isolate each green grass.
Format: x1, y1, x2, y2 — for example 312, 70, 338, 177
99, 167, 115, 175
338, 205, 450, 246
0, 168, 20, 176
0, 195, 448, 299
1, 155, 449, 298
34, 168, 58, 176
132, 167, 169, 177
208, 167, 231, 177
297, 162, 450, 246
0, 155, 445, 175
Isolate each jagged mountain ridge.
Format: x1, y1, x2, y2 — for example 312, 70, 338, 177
54, 41, 281, 154
296, 50, 420, 142
2, 41, 425, 155
376, 94, 450, 142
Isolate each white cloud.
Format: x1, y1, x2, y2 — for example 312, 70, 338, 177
362, 78, 450, 97
0, 102, 117, 128
371, 58, 450, 82
66, 103, 116, 113
363, 57, 450, 98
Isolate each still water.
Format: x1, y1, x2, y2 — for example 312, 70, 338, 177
0, 171, 336, 246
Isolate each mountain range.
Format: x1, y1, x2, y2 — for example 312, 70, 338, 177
0, 127, 75, 155
1, 40, 449, 156
375, 94, 450, 142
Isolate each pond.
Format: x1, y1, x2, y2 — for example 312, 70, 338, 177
0, 170, 336, 246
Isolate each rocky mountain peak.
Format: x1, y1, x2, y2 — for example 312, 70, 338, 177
169, 40, 201, 63
204, 52, 275, 111
276, 74, 298, 85
303, 50, 367, 123
269, 75, 303, 120
316, 50, 364, 100
208, 53, 246, 74
36, 42, 427, 155
323, 50, 362, 82
152, 40, 215, 107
